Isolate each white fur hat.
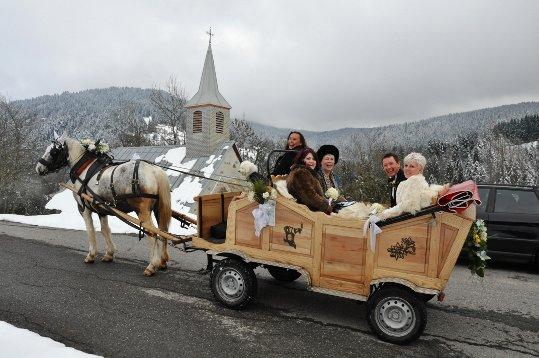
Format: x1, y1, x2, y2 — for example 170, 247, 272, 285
404, 152, 427, 170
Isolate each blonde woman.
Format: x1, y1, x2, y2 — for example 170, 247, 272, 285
378, 152, 447, 220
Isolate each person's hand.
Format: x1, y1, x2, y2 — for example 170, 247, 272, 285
438, 184, 450, 197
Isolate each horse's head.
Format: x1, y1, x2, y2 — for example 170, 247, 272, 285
36, 132, 70, 175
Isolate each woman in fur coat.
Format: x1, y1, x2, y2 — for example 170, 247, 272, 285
378, 152, 447, 220
287, 148, 333, 214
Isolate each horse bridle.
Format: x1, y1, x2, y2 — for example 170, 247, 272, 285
38, 140, 69, 173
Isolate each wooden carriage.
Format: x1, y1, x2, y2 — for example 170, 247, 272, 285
192, 191, 476, 344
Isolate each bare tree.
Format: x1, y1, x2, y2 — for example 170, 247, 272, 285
150, 75, 188, 145
111, 101, 151, 147
0, 96, 48, 214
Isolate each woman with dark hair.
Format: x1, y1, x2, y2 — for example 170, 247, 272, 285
286, 148, 332, 214
271, 131, 307, 175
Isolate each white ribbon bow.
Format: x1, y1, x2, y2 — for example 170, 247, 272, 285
363, 215, 382, 252
252, 201, 276, 237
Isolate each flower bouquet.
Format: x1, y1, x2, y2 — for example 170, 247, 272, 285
81, 139, 110, 154
325, 187, 339, 205
369, 203, 385, 216
247, 179, 277, 205
463, 219, 490, 277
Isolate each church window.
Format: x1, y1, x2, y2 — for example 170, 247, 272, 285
193, 111, 202, 133
216, 111, 224, 133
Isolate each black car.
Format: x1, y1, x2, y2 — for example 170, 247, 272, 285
476, 184, 539, 265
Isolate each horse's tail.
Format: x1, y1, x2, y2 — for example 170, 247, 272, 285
156, 170, 172, 231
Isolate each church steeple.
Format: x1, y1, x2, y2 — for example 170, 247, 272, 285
185, 33, 231, 158
185, 43, 231, 109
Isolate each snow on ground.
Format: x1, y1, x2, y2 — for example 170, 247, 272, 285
0, 321, 100, 358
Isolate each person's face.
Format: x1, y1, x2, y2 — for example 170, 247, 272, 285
288, 133, 301, 149
404, 160, 422, 178
382, 156, 400, 177
303, 153, 317, 170
321, 154, 335, 172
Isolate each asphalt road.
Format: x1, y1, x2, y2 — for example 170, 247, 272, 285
0, 221, 538, 358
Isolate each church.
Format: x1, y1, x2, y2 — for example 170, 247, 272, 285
112, 38, 243, 214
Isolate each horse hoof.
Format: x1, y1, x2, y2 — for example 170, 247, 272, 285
101, 255, 114, 263
143, 268, 155, 277
158, 263, 168, 271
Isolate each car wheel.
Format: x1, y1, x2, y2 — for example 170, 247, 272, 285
367, 287, 427, 344
210, 258, 257, 310
266, 266, 301, 282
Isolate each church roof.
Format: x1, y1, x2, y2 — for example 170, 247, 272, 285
110, 141, 242, 214
185, 44, 231, 109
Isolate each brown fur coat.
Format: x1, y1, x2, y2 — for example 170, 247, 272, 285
287, 164, 332, 214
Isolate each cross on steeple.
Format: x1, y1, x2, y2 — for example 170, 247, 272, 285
206, 27, 214, 44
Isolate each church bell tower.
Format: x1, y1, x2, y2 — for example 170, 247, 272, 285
185, 29, 231, 158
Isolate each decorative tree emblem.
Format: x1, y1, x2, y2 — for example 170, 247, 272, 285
283, 223, 303, 249
387, 237, 416, 260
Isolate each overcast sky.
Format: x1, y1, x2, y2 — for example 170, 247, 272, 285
1, 0, 537, 130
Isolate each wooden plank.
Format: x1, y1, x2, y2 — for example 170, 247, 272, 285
318, 277, 368, 296
372, 268, 444, 290
235, 202, 261, 248
427, 214, 441, 278
437, 224, 459, 275
311, 219, 323, 286
321, 225, 366, 282
438, 215, 473, 280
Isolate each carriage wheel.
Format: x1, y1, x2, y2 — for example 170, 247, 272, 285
266, 266, 301, 282
210, 258, 257, 310
367, 287, 426, 344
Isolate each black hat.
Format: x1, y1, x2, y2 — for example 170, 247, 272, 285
317, 145, 339, 164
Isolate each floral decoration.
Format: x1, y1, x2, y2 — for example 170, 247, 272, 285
246, 179, 277, 205
463, 219, 490, 277
80, 139, 110, 154
369, 203, 385, 216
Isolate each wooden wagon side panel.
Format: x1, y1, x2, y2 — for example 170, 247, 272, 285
375, 216, 431, 276
269, 203, 314, 256
320, 225, 366, 283
437, 213, 473, 281
234, 201, 262, 248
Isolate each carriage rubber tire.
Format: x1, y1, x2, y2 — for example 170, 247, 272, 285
266, 266, 301, 282
367, 287, 427, 344
210, 258, 257, 310
420, 293, 436, 302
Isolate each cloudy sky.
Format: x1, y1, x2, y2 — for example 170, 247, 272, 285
1, 0, 537, 130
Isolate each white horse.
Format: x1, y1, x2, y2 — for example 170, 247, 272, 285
36, 132, 172, 276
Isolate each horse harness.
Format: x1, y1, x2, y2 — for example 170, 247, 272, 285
69, 153, 159, 214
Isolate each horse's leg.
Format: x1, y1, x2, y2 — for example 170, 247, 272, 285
82, 209, 97, 263
136, 204, 161, 276
99, 215, 116, 262
154, 208, 169, 271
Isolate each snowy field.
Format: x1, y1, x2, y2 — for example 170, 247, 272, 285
0, 321, 100, 357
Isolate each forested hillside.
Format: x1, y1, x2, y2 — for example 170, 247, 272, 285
1, 87, 537, 214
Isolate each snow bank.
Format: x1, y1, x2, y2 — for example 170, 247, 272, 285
0, 321, 101, 357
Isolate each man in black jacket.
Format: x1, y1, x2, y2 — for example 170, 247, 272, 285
382, 153, 406, 207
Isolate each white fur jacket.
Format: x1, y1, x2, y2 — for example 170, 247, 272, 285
379, 174, 443, 220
